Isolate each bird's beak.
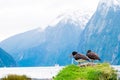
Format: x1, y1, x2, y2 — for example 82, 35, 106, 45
69, 54, 73, 58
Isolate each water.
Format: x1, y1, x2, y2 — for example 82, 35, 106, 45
0, 66, 63, 80
111, 65, 120, 80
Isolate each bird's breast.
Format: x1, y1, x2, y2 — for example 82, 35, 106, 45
75, 59, 86, 63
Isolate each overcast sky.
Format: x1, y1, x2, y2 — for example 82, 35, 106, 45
0, 0, 99, 42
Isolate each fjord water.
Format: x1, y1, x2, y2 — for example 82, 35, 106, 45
0, 66, 63, 79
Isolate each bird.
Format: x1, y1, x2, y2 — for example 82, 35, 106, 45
71, 51, 90, 65
86, 50, 101, 63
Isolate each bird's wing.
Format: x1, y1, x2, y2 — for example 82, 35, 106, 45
75, 54, 89, 60
74, 54, 81, 60
89, 52, 100, 60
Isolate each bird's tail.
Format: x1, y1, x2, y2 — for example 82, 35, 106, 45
87, 59, 90, 62
98, 58, 103, 63
99, 58, 101, 61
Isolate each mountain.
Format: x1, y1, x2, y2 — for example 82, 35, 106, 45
0, 48, 16, 67
0, 10, 93, 66
78, 0, 120, 64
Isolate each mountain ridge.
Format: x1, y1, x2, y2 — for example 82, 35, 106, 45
0, 10, 92, 66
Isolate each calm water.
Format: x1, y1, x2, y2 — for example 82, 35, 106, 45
0, 66, 63, 79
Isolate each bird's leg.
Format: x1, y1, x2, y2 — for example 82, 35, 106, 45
91, 60, 94, 66
78, 62, 81, 66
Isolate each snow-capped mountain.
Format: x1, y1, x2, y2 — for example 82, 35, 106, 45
78, 0, 120, 64
0, 48, 16, 67
0, 10, 93, 66
49, 10, 93, 29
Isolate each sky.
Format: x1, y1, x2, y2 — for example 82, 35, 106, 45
0, 0, 99, 42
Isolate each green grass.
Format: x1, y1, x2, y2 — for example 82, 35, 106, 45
54, 63, 117, 80
1, 74, 31, 80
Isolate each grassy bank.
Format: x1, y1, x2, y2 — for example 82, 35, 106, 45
54, 63, 117, 80
1, 74, 31, 80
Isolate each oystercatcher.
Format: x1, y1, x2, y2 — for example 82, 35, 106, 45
71, 51, 89, 65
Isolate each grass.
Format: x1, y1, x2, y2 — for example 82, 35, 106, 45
1, 74, 31, 80
54, 63, 117, 80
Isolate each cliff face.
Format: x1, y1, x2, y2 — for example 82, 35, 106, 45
0, 48, 16, 67
78, 0, 120, 64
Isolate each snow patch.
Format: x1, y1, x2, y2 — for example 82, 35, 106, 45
97, 20, 106, 33
98, 0, 120, 16
113, 0, 120, 11
49, 10, 94, 29
111, 52, 117, 63
113, 0, 120, 6
19, 53, 24, 61
49, 15, 64, 26
99, 0, 120, 7
36, 27, 46, 32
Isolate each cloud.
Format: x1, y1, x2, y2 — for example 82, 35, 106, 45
0, 0, 99, 41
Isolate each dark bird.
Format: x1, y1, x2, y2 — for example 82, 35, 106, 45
86, 50, 101, 63
71, 51, 90, 65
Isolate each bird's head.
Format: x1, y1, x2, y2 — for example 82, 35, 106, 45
69, 51, 77, 58
87, 50, 91, 53
72, 51, 77, 56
